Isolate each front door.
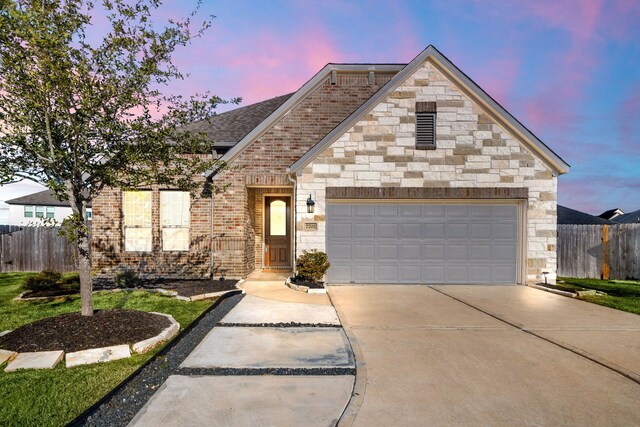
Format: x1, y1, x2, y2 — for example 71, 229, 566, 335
265, 196, 291, 268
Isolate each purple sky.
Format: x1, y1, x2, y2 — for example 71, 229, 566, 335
1, 0, 639, 218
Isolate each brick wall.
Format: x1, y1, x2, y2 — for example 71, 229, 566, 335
296, 60, 559, 284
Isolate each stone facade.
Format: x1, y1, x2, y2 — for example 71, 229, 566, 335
295, 60, 558, 284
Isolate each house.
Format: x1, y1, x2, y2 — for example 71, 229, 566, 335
614, 209, 640, 224
557, 205, 614, 225
91, 45, 569, 285
4, 189, 92, 226
598, 208, 625, 221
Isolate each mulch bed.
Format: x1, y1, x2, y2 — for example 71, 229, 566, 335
290, 278, 325, 289
146, 279, 239, 297
0, 309, 171, 353
21, 288, 79, 299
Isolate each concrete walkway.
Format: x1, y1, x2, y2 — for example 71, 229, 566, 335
330, 285, 640, 426
131, 272, 354, 427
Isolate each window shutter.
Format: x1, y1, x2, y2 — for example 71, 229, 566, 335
416, 112, 436, 149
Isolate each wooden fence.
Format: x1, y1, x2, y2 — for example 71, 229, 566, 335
0, 226, 78, 273
558, 224, 640, 280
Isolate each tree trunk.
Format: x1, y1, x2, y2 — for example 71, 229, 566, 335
66, 184, 93, 316
78, 233, 93, 316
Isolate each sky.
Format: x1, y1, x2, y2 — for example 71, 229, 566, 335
1, 0, 639, 221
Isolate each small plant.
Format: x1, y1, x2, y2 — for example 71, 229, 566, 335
295, 250, 330, 283
114, 269, 140, 289
23, 270, 62, 291
58, 273, 81, 292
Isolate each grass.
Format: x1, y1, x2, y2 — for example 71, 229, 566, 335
0, 272, 217, 427
556, 277, 640, 315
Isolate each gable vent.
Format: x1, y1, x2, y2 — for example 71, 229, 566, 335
416, 112, 436, 149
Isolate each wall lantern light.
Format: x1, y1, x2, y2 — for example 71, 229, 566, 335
306, 194, 315, 214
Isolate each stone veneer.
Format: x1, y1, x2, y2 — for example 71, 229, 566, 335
295, 59, 558, 284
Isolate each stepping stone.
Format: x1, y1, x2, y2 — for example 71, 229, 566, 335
130, 375, 355, 427
220, 295, 340, 325
5, 350, 64, 372
181, 327, 354, 369
0, 349, 17, 365
66, 345, 131, 368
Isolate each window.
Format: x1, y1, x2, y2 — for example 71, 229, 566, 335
24, 206, 33, 218
35, 206, 44, 218
415, 101, 436, 150
269, 200, 287, 236
86, 209, 92, 220
46, 206, 55, 219
123, 191, 152, 252
160, 191, 190, 251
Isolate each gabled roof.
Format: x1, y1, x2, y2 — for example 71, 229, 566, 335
558, 205, 614, 225
289, 45, 570, 175
205, 63, 406, 177
614, 209, 640, 224
186, 93, 294, 147
4, 189, 92, 207
598, 208, 625, 220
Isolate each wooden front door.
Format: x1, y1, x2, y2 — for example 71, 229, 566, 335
265, 196, 291, 268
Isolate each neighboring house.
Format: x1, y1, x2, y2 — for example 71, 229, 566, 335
557, 205, 614, 225
91, 45, 569, 285
4, 190, 92, 226
614, 209, 640, 224
598, 208, 625, 221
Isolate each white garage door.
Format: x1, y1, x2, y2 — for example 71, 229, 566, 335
326, 202, 518, 284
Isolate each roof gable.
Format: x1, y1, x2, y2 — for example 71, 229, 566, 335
289, 45, 570, 175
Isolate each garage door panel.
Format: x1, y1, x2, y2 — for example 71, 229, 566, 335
327, 202, 518, 284
446, 223, 469, 239
423, 244, 445, 260
376, 265, 398, 282
423, 223, 445, 239
376, 223, 398, 239
423, 265, 445, 282
329, 223, 352, 239
446, 265, 469, 283
400, 223, 422, 239
400, 244, 422, 260
354, 223, 375, 238
376, 244, 398, 261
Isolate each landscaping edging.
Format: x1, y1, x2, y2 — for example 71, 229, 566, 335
528, 283, 577, 298
1, 313, 181, 372
13, 279, 245, 302
67, 290, 244, 427
285, 277, 327, 294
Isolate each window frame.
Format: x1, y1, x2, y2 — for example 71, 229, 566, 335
45, 206, 55, 219
24, 206, 33, 218
160, 190, 191, 252
122, 191, 153, 252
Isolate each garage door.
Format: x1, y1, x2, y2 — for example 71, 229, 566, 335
326, 203, 518, 284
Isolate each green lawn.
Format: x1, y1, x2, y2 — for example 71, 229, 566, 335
0, 273, 217, 427
556, 277, 640, 315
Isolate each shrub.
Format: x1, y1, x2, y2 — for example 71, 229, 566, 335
114, 269, 140, 288
295, 250, 330, 283
58, 273, 81, 291
23, 270, 62, 291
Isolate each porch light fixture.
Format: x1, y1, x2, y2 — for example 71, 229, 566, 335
306, 194, 315, 214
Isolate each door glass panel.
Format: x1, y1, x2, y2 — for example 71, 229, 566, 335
270, 200, 287, 236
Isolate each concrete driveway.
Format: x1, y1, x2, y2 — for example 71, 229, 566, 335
329, 285, 640, 426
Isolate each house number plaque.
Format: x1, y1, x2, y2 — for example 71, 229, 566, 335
304, 222, 318, 231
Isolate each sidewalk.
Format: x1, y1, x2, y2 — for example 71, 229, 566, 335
130, 272, 354, 427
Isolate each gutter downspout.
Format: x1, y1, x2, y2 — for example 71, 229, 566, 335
287, 170, 297, 267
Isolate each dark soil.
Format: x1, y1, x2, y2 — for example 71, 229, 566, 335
290, 277, 325, 289
147, 279, 240, 297
0, 309, 171, 353
21, 288, 79, 298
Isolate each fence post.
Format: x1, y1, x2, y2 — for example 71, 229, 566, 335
602, 224, 609, 280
